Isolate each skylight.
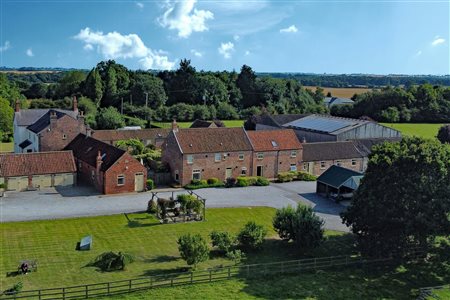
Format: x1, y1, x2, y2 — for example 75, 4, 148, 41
271, 141, 278, 147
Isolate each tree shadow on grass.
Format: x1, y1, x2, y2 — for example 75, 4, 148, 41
141, 266, 190, 277
144, 255, 180, 264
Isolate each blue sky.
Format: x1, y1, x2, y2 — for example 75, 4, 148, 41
1, 0, 449, 74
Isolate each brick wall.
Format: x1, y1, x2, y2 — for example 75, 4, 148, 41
40, 115, 86, 151
252, 149, 302, 179
161, 131, 184, 184
302, 158, 364, 176
76, 159, 104, 193
103, 153, 147, 194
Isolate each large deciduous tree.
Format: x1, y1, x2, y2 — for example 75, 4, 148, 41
341, 137, 450, 257
95, 107, 125, 129
84, 68, 103, 105
437, 124, 450, 144
129, 73, 167, 109
0, 97, 14, 134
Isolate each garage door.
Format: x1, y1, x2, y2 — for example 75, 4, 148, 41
53, 173, 75, 186
7, 177, 29, 191
33, 175, 52, 188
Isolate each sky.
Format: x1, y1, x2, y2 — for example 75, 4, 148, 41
0, 0, 449, 74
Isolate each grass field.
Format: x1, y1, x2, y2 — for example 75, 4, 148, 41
426, 285, 450, 299
152, 120, 244, 128
304, 86, 372, 98
381, 123, 444, 139
0, 142, 13, 153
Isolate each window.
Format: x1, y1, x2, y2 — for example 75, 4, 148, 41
257, 153, 264, 160
215, 153, 221, 162
192, 169, 201, 180
351, 159, 357, 166
117, 175, 125, 186
175, 170, 179, 182
62, 134, 67, 140
291, 150, 297, 158
187, 155, 193, 164
302, 163, 308, 171
271, 140, 278, 147
290, 164, 297, 172
241, 167, 247, 176
320, 161, 326, 169
238, 152, 244, 161
335, 160, 342, 167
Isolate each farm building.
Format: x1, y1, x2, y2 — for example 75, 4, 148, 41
254, 113, 401, 143
316, 165, 363, 200
65, 134, 147, 194
0, 151, 77, 191
90, 128, 170, 149
189, 119, 224, 128
323, 97, 354, 108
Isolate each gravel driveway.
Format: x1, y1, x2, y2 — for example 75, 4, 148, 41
0, 182, 349, 231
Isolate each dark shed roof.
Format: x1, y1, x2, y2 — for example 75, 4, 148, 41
317, 165, 363, 189
65, 134, 125, 172
302, 141, 363, 161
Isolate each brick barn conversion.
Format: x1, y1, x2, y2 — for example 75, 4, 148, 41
65, 134, 147, 194
90, 128, 170, 149
0, 151, 77, 191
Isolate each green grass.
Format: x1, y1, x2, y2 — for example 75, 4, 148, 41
381, 123, 445, 139
426, 285, 450, 299
151, 120, 244, 129
0, 142, 13, 153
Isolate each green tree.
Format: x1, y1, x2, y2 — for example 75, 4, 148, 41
77, 96, 97, 116
210, 231, 237, 254
56, 70, 86, 98
216, 102, 239, 120
236, 65, 258, 108
273, 205, 324, 249
0, 97, 14, 134
129, 73, 167, 109
104, 66, 118, 105
0, 73, 23, 105
84, 68, 103, 105
437, 124, 450, 144
95, 107, 125, 129
237, 221, 267, 250
341, 137, 450, 257
177, 233, 209, 268
380, 106, 400, 123
24, 83, 48, 99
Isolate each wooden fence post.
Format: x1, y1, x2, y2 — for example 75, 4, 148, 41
228, 267, 231, 278
191, 272, 194, 283
62, 287, 65, 300
129, 279, 132, 291
38, 289, 42, 300
150, 278, 153, 289
107, 282, 110, 295
85, 285, 88, 298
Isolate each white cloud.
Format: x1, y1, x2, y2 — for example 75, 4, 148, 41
73, 27, 176, 70
26, 48, 34, 57
245, 50, 250, 56
136, 2, 144, 9
280, 25, 298, 33
190, 49, 203, 57
0, 41, 11, 52
83, 44, 94, 51
218, 42, 234, 59
233, 35, 240, 41
158, 0, 214, 38
431, 36, 445, 46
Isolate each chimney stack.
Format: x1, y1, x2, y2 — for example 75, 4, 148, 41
172, 119, 178, 132
302, 137, 307, 143
73, 96, 78, 112
96, 151, 103, 170
15, 100, 20, 112
50, 111, 57, 129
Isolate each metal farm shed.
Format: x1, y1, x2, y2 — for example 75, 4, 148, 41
316, 165, 363, 200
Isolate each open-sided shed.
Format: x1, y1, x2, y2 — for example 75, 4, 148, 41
316, 165, 363, 200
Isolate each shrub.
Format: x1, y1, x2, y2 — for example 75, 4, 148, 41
3, 282, 23, 295
210, 231, 237, 253
237, 221, 267, 251
0, 183, 5, 189
226, 249, 245, 264
146, 179, 154, 190
296, 172, 317, 181
225, 177, 236, 188
256, 177, 270, 186
177, 194, 202, 214
277, 172, 295, 182
147, 199, 157, 213
199, 179, 208, 186
177, 233, 209, 268
191, 179, 201, 186
87, 252, 134, 271
236, 177, 249, 187
273, 205, 324, 249
207, 178, 220, 185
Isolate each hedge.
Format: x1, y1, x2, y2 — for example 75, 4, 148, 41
233, 176, 269, 188
277, 171, 317, 182
185, 179, 225, 190
146, 179, 154, 190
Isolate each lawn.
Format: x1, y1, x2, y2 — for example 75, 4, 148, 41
151, 120, 244, 129
426, 285, 450, 299
0, 207, 352, 292
381, 123, 444, 139
0, 142, 13, 153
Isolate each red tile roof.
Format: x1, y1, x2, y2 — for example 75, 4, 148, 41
246, 129, 302, 151
91, 128, 170, 143
174, 128, 252, 154
0, 151, 76, 177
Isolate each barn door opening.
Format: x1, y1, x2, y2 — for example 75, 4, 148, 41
256, 166, 263, 177
134, 173, 144, 192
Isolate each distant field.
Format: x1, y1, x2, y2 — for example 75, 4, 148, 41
0, 142, 13, 152
0, 70, 61, 74
152, 120, 244, 128
305, 86, 372, 98
381, 123, 444, 139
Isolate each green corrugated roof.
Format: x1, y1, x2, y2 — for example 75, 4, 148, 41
317, 165, 363, 189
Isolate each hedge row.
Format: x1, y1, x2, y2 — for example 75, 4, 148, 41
231, 176, 270, 187
277, 171, 317, 183
185, 178, 225, 190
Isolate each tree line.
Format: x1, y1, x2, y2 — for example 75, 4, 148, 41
331, 85, 450, 123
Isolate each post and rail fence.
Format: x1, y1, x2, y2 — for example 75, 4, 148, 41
417, 285, 450, 300
0, 249, 426, 300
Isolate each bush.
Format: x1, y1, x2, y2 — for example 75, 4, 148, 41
146, 179, 154, 190
237, 221, 267, 251
87, 252, 134, 272
177, 233, 209, 268
207, 178, 220, 185
210, 231, 237, 253
295, 172, 317, 181
273, 205, 324, 249
199, 179, 208, 186
236, 177, 249, 187
226, 249, 245, 264
3, 282, 23, 295
147, 199, 157, 213
191, 179, 201, 186
256, 177, 270, 186
225, 177, 236, 188
277, 172, 295, 182
0, 183, 5, 189
177, 194, 202, 214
